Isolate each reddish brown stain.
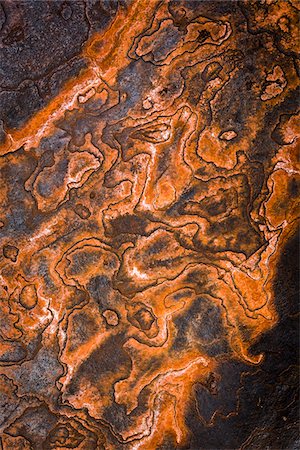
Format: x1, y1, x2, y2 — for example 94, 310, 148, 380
0, 1, 299, 449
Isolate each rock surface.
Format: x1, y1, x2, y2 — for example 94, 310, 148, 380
0, 1, 299, 448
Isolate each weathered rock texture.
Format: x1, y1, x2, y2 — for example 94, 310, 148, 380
0, 1, 299, 448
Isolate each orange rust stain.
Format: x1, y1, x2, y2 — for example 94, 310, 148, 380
0, 0, 299, 449
0, 0, 160, 157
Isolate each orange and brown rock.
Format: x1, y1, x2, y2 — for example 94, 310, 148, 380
0, 1, 299, 449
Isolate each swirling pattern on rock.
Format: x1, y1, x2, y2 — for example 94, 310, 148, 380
0, 1, 299, 449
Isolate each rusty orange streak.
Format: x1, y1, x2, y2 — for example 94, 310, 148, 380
0, 0, 160, 157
